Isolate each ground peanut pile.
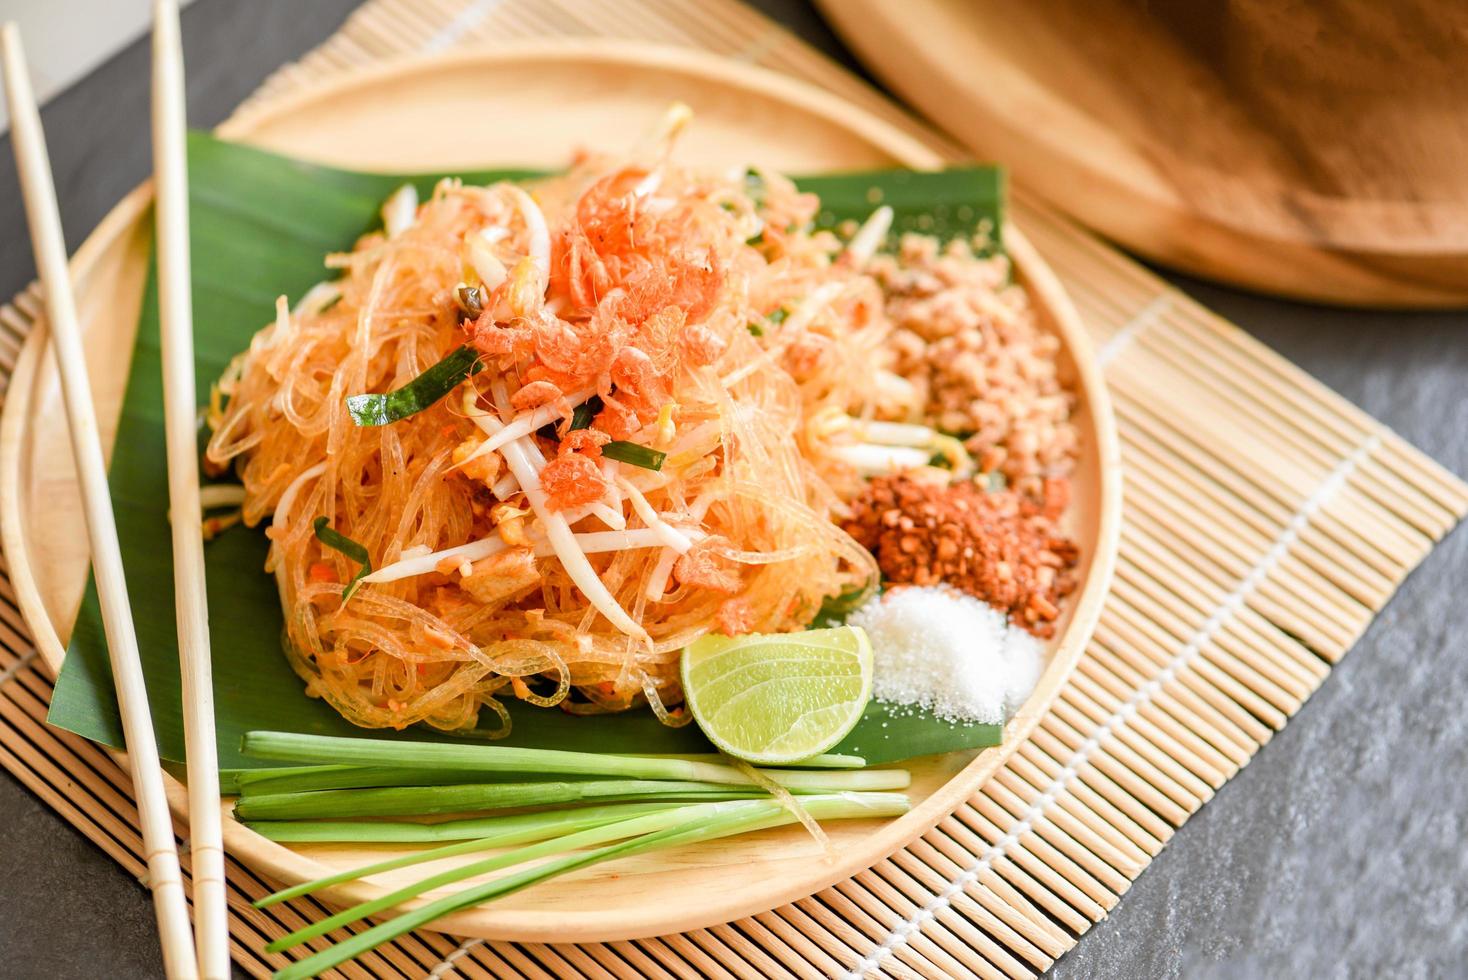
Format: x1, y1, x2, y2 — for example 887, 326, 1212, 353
871, 234, 1078, 499
842, 474, 1079, 637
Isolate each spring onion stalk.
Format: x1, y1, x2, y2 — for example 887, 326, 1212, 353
238, 751, 867, 798
237, 764, 516, 796
240, 731, 912, 791
255, 791, 795, 910
254, 802, 686, 906
233, 779, 769, 821
732, 757, 830, 857
266, 801, 762, 950
243, 801, 684, 844
268, 793, 908, 971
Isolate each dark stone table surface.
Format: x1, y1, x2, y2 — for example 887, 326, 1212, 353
0, 2, 1462, 976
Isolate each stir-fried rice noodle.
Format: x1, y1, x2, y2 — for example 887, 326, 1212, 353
206, 138, 904, 734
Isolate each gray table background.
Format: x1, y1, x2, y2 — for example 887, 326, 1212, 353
0, 2, 1462, 977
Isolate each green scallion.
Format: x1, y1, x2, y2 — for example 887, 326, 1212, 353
266, 793, 910, 976
239, 731, 909, 792
232, 778, 766, 821
569, 394, 604, 430
311, 518, 371, 600
344, 345, 482, 426
602, 440, 666, 471
243, 800, 684, 844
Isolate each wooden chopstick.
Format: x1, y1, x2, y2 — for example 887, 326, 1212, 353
151, 2, 228, 978
0, 23, 199, 980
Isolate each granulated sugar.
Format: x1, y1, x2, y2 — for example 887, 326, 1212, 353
847, 585, 1044, 724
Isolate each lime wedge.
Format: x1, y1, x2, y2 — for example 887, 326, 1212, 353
680, 626, 873, 765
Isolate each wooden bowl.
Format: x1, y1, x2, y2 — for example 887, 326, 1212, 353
820, 0, 1468, 308
0, 40, 1119, 943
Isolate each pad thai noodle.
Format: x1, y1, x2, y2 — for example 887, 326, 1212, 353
205, 108, 1072, 735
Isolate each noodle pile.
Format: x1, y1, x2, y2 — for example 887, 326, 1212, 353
205, 121, 906, 734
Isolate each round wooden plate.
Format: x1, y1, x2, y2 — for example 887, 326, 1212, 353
0, 40, 1119, 943
819, 0, 1468, 309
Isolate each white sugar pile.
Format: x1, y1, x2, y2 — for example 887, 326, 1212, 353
847, 585, 1044, 723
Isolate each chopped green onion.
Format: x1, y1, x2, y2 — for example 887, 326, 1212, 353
344, 345, 482, 426
768, 307, 789, 325
984, 470, 1007, 492
747, 322, 764, 337
237, 752, 865, 798
569, 394, 604, 430
238, 764, 502, 797
602, 440, 666, 471
311, 517, 371, 600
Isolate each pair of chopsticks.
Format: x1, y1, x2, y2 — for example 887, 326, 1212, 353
1, 2, 228, 977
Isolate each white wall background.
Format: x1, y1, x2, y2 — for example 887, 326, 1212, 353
0, 0, 199, 131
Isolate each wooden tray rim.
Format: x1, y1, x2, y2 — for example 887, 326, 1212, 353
0, 38, 1120, 943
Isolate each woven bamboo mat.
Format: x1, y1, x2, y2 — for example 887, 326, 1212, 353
1, 1, 1465, 977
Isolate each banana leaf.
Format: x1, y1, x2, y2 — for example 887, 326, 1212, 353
47, 133, 1006, 790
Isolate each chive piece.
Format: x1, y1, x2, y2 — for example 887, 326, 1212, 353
455, 284, 484, 319
569, 394, 604, 430
984, 470, 1008, 492
344, 345, 482, 426
602, 440, 666, 471
312, 517, 371, 600
767, 307, 789, 326
747, 322, 764, 337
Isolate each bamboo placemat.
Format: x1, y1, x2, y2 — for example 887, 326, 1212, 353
1, 1, 1464, 977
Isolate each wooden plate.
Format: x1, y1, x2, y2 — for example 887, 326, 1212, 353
819, 0, 1468, 309
0, 40, 1119, 943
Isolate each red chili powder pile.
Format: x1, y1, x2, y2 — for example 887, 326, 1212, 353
842, 474, 1079, 637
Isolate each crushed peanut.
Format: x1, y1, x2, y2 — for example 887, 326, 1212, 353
872, 234, 1078, 499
